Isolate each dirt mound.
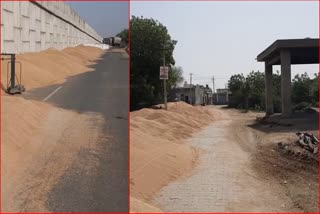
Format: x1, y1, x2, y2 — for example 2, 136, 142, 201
130, 102, 222, 210
252, 135, 318, 212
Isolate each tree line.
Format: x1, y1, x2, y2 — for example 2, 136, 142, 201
228, 70, 318, 112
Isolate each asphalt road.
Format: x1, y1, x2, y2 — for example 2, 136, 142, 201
24, 50, 129, 212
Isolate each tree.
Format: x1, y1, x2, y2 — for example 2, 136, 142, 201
228, 74, 245, 95
168, 66, 184, 89
130, 16, 177, 110
116, 29, 128, 44
310, 73, 319, 106
246, 70, 265, 109
228, 74, 246, 108
292, 72, 312, 104
228, 71, 265, 110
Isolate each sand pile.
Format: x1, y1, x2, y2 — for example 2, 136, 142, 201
130, 102, 222, 211
130, 197, 163, 213
1, 45, 106, 211
2, 95, 105, 211
1, 45, 104, 92
2, 96, 50, 189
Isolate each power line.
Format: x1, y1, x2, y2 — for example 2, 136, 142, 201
193, 76, 229, 80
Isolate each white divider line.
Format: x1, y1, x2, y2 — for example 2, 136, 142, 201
43, 86, 63, 102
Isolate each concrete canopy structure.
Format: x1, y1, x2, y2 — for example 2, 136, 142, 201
257, 38, 319, 117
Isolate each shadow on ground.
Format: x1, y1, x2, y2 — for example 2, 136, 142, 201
21, 50, 129, 212
24, 51, 128, 118
248, 111, 318, 134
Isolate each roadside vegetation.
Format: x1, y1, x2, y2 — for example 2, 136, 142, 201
116, 28, 129, 44
130, 16, 184, 110
228, 70, 318, 112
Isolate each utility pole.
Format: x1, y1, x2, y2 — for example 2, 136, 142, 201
189, 73, 193, 105
163, 48, 167, 110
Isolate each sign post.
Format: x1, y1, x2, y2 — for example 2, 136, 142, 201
160, 65, 169, 110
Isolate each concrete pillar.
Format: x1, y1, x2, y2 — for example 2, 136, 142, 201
265, 63, 273, 115
226, 90, 229, 104
280, 49, 292, 117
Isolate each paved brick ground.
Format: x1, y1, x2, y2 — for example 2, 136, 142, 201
152, 110, 295, 212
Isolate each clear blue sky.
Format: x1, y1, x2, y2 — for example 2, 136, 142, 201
131, 1, 319, 90
67, 1, 128, 38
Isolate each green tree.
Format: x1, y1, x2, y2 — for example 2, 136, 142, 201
246, 70, 265, 110
228, 74, 245, 95
310, 73, 318, 106
116, 29, 128, 44
228, 73, 246, 108
229, 71, 266, 110
130, 16, 177, 110
292, 72, 311, 104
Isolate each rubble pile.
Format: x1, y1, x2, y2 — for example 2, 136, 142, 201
295, 132, 318, 154
276, 132, 319, 162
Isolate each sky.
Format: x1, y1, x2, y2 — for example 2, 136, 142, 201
131, 1, 319, 90
67, 2, 128, 38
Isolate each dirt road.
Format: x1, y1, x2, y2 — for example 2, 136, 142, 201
153, 106, 318, 212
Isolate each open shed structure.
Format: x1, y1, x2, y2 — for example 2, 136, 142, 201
257, 38, 319, 117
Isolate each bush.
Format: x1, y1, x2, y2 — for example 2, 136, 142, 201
293, 102, 311, 111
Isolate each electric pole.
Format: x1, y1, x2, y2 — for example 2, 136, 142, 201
189, 73, 193, 105
212, 76, 215, 105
